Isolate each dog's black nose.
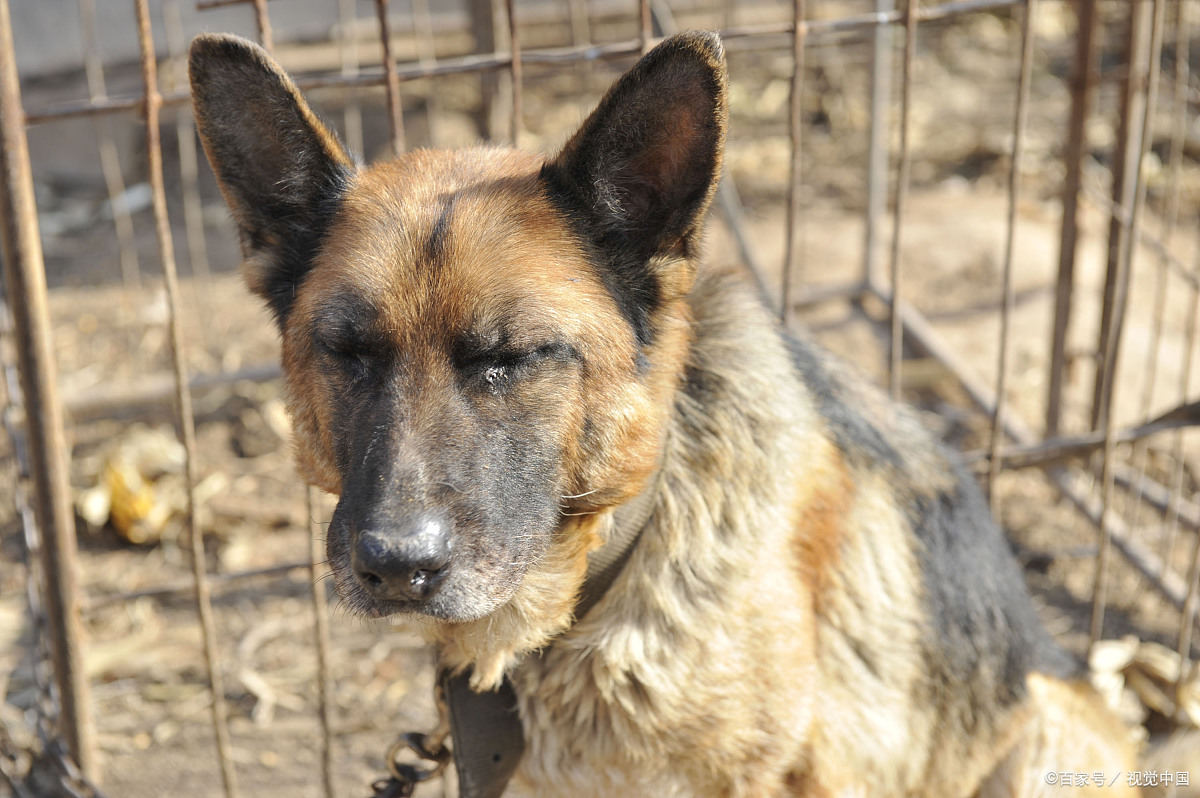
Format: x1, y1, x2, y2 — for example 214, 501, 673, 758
351, 516, 451, 601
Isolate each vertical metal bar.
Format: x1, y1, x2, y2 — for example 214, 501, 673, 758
987, 0, 1036, 508
506, 0, 522, 146
472, 0, 502, 141
247, 0, 273, 55
0, 0, 96, 778
568, 0, 591, 52
1178, 512, 1200, 688
1162, 262, 1200, 574
412, 0, 440, 146
1091, 0, 1165, 649
375, 0, 407, 156
568, 0, 591, 114
1127, 0, 1191, 544
1174, 282, 1200, 669
163, 0, 212, 289
1115, 0, 1165, 405
1162, 0, 1193, 358
78, 0, 141, 291
1091, 1, 1151, 432
1046, 0, 1097, 437
339, 0, 364, 156
887, 0, 917, 400
639, 0, 652, 55
308, 487, 336, 798
252, 0, 274, 53
133, 2, 239, 795
781, 0, 806, 325
864, 0, 893, 288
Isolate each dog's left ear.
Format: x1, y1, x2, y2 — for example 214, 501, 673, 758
543, 31, 727, 305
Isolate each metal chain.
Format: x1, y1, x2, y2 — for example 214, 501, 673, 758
369, 674, 451, 797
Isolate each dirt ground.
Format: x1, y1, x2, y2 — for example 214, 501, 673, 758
2, 3, 1200, 797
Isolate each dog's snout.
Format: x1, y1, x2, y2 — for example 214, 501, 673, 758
351, 516, 451, 601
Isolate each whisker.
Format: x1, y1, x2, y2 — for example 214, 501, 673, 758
559, 488, 598, 500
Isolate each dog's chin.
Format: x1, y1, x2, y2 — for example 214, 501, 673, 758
329, 565, 519, 623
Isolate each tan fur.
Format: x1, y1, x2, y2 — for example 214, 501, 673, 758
977, 674, 1139, 798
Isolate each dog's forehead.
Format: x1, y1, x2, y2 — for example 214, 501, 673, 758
300, 147, 613, 339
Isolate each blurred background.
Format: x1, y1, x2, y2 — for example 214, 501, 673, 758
1, 1, 1199, 796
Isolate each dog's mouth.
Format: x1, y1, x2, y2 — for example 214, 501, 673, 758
324, 504, 540, 623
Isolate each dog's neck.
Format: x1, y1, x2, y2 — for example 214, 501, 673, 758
423, 508, 606, 690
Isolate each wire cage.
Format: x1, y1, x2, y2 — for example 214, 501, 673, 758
0, 1, 1198, 796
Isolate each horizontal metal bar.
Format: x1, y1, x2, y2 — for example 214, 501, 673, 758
24, 0, 1024, 126
196, 0, 265, 9
725, 0, 1023, 39
967, 398, 1200, 470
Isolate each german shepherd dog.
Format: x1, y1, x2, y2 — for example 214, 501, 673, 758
190, 30, 1154, 797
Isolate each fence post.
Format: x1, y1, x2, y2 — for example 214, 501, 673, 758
1046, 0, 1098, 438
0, 0, 96, 778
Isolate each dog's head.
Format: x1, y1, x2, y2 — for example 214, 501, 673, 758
190, 32, 727, 622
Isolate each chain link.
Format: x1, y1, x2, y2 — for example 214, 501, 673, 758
368, 674, 452, 798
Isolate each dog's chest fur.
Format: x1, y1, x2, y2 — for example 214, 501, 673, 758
507, 268, 821, 797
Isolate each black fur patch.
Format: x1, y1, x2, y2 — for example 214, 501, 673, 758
541, 32, 726, 349
785, 335, 903, 471
189, 34, 354, 326
906, 464, 1080, 714
540, 170, 661, 348
424, 196, 456, 266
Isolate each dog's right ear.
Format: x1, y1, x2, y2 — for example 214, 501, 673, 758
189, 34, 353, 326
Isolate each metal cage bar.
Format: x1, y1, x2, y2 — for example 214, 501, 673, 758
505, 0, 523, 146
781, 0, 806, 326
375, 0, 408, 156
1046, 0, 1098, 439
0, 0, 96, 778
886, 0, 917, 400
78, 0, 141, 292
133, 0, 240, 794
308, 487, 338, 798
987, 0, 1037, 509
1089, 0, 1166, 649
21, 0, 1028, 126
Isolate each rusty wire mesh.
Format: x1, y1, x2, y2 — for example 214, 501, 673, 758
1, 1, 1199, 796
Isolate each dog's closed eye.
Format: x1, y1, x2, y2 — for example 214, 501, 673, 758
316, 335, 382, 382
460, 342, 579, 393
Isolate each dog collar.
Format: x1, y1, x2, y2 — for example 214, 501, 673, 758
442, 471, 662, 798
